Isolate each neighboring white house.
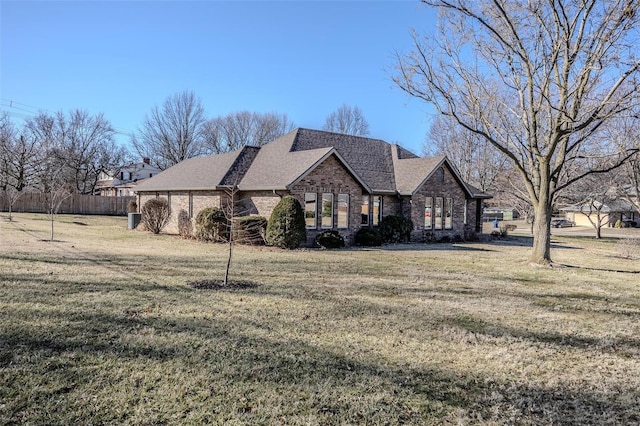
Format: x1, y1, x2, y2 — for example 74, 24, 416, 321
95, 158, 161, 197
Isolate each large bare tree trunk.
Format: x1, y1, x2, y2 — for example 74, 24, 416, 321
531, 201, 552, 265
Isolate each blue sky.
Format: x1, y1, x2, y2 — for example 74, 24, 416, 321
1, 1, 437, 155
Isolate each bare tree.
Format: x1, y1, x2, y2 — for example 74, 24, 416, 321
218, 185, 268, 286
426, 115, 508, 193
565, 172, 620, 239
1, 113, 46, 219
202, 111, 295, 154
57, 110, 124, 194
323, 104, 370, 136
607, 113, 640, 212
394, 0, 640, 264
492, 169, 536, 233
132, 91, 207, 170
40, 159, 73, 242
22, 110, 125, 195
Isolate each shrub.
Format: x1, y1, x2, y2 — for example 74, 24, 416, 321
141, 198, 170, 234
265, 196, 306, 249
379, 215, 413, 243
491, 226, 509, 239
438, 235, 452, 243
177, 209, 193, 238
315, 230, 345, 249
463, 227, 479, 241
127, 199, 138, 213
195, 207, 228, 242
232, 216, 267, 245
424, 231, 436, 243
355, 227, 382, 246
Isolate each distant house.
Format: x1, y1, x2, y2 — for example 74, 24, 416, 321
134, 128, 491, 245
561, 199, 639, 227
95, 158, 161, 197
483, 207, 520, 222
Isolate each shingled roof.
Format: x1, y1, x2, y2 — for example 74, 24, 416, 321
289, 128, 403, 193
135, 146, 259, 191
135, 128, 490, 198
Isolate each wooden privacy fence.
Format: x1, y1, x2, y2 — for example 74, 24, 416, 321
0, 193, 136, 216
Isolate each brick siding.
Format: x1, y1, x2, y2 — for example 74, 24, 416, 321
410, 165, 469, 241
290, 154, 366, 245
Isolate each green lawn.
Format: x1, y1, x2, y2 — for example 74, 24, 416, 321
1, 213, 639, 425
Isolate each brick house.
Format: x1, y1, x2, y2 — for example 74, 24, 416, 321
134, 128, 490, 244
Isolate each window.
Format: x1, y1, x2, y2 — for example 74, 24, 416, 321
189, 192, 193, 218
322, 193, 333, 228
361, 197, 369, 225
436, 167, 444, 182
372, 195, 382, 226
424, 197, 433, 229
337, 194, 349, 228
445, 198, 453, 229
435, 197, 443, 229
463, 200, 468, 225
305, 193, 316, 229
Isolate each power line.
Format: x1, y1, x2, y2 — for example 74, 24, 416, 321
0, 99, 136, 136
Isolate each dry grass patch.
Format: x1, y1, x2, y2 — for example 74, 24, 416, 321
1, 213, 639, 424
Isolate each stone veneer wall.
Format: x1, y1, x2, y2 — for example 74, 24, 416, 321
289, 154, 365, 246
410, 165, 468, 241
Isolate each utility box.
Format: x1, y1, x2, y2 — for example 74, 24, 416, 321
128, 213, 141, 230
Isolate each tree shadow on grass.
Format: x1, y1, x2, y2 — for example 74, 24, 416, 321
442, 314, 640, 357
2, 305, 639, 424
556, 263, 640, 274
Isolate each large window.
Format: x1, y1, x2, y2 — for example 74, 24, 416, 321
337, 194, 349, 228
322, 193, 333, 228
463, 199, 468, 225
425, 197, 433, 229
372, 195, 382, 226
444, 198, 453, 229
305, 193, 316, 229
435, 197, 443, 229
361, 197, 369, 225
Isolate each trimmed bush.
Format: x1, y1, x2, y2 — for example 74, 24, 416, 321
195, 207, 228, 242
379, 215, 413, 243
355, 227, 382, 246
265, 196, 306, 249
315, 230, 345, 249
177, 209, 193, 238
438, 235, 452, 243
232, 216, 267, 245
141, 198, 170, 234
